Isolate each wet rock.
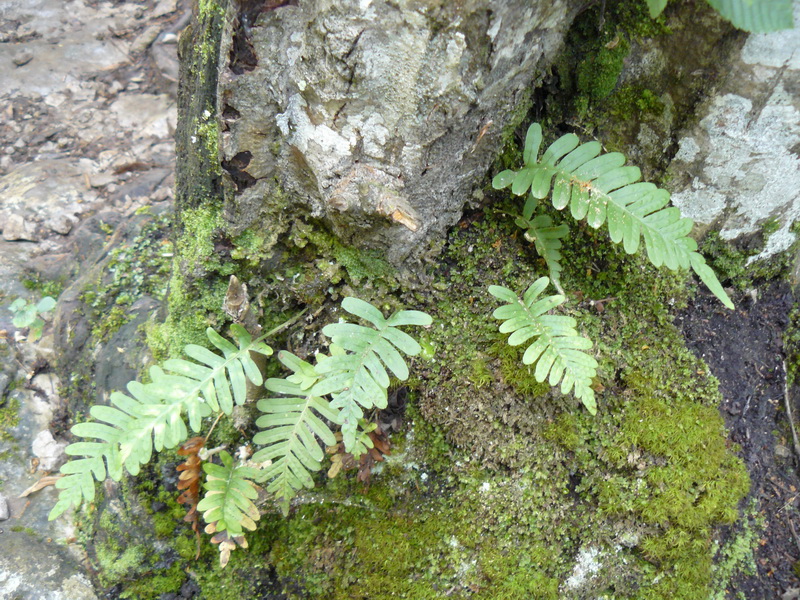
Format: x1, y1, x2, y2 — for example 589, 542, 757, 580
130, 25, 161, 56
0, 373, 10, 398
0, 493, 8, 520
31, 430, 67, 472
2, 213, 37, 241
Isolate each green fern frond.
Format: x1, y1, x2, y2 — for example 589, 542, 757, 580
252, 351, 339, 515
515, 195, 569, 293
489, 278, 599, 414
317, 298, 432, 451
50, 325, 271, 520
493, 123, 734, 309
197, 450, 261, 537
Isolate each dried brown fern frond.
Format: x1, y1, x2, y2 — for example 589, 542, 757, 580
176, 436, 205, 559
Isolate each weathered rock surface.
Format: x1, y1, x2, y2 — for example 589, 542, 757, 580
218, 0, 582, 263
669, 2, 800, 261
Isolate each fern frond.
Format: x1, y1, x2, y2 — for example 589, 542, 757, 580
317, 298, 432, 451
49, 325, 271, 520
515, 195, 568, 293
197, 450, 261, 566
494, 123, 734, 309
252, 351, 339, 515
489, 278, 598, 414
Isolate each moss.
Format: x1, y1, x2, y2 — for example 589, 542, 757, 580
146, 206, 231, 359
81, 212, 173, 345
22, 275, 64, 299
0, 397, 20, 442
700, 227, 797, 291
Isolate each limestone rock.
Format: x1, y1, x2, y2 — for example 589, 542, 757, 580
31, 430, 67, 472
669, 3, 800, 262
214, 0, 580, 263
2, 213, 37, 241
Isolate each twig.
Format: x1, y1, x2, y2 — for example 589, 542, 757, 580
782, 361, 800, 463
789, 517, 800, 556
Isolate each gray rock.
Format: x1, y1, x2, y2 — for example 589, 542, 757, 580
31, 430, 67, 472
217, 0, 577, 263
669, 3, 800, 262
45, 212, 78, 235
0, 373, 10, 398
153, 0, 177, 17
2, 213, 37, 241
12, 50, 33, 67
0, 493, 8, 520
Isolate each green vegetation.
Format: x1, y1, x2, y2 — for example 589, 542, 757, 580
493, 123, 732, 310
9, 295, 56, 342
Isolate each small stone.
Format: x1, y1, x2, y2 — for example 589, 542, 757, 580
12, 50, 33, 67
0, 373, 10, 397
775, 444, 792, 459
129, 25, 160, 55
89, 173, 116, 188
31, 430, 67, 472
0, 494, 8, 520
153, 0, 177, 17
45, 212, 78, 235
2, 214, 37, 241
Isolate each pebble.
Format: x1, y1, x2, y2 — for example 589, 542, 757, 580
45, 212, 78, 235
0, 493, 8, 520
31, 430, 67, 472
12, 50, 33, 67
2, 213, 37, 241
775, 444, 791, 459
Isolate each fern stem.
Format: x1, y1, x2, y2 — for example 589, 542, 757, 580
204, 411, 225, 443
256, 309, 308, 343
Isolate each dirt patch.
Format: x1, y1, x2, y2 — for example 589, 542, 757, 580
677, 282, 800, 599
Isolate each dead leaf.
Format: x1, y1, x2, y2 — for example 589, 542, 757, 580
19, 475, 62, 497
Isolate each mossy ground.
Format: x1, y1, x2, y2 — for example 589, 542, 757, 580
86, 190, 751, 599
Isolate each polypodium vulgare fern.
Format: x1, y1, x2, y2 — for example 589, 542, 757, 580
253, 298, 432, 514
252, 351, 339, 515
490, 278, 598, 414
49, 324, 272, 520
197, 450, 261, 567
493, 123, 734, 310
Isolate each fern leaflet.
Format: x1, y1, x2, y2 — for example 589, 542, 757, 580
197, 450, 261, 567
50, 325, 271, 520
490, 278, 598, 414
252, 351, 339, 516
493, 123, 733, 309
318, 298, 432, 451
515, 195, 568, 293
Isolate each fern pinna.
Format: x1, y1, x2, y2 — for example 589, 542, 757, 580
493, 123, 733, 309
49, 325, 272, 520
490, 278, 598, 414
253, 298, 432, 515
197, 450, 261, 567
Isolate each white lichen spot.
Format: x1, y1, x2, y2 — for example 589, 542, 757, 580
674, 136, 699, 163
564, 547, 603, 591
480, 481, 491, 493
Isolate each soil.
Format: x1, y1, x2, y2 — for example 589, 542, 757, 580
677, 283, 800, 599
